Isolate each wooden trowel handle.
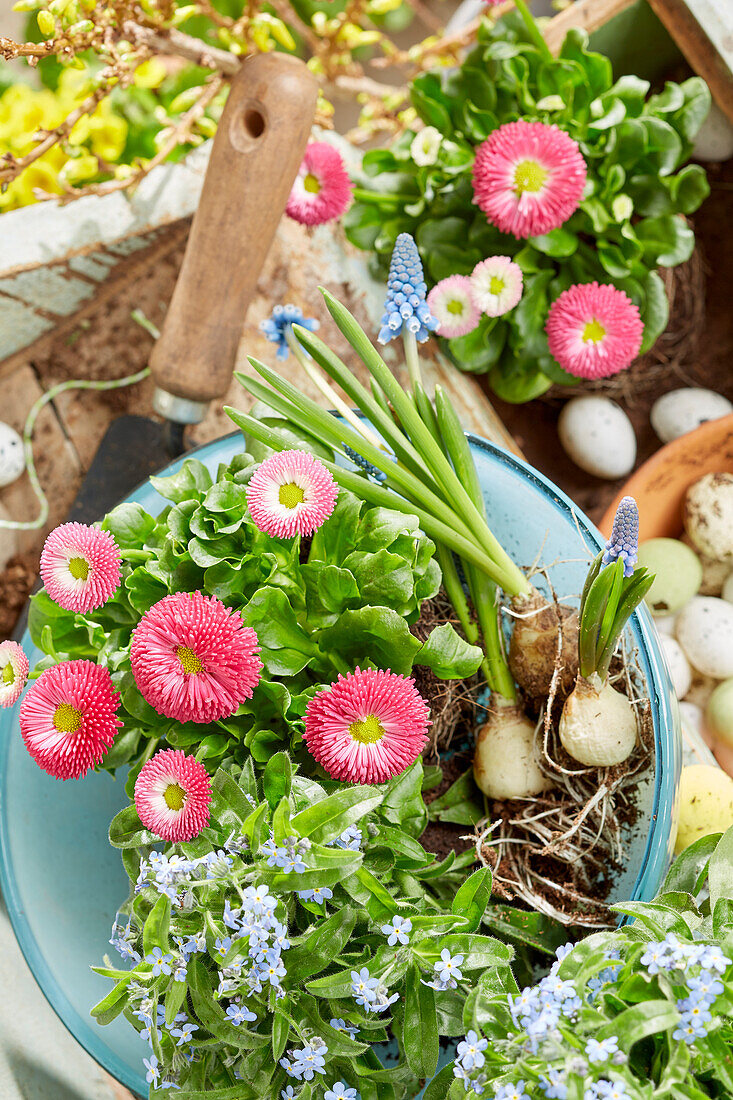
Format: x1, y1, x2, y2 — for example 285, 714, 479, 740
149, 53, 318, 416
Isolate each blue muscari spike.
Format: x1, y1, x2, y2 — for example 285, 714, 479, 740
377, 233, 439, 346
602, 495, 639, 578
342, 444, 387, 482
260, 304, 319, 361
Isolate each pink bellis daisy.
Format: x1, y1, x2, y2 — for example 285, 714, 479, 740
40, 521, 121, 613
0, 640, 29, 708
135, 749, 212, 842
304, 667, 431, 785
427, 276, 481, 339
130, 591, 262, 724
286, 142, 353, 227
19, 659, 121, 779
546, 281, 644, 379
472, 121, 587, 239
471, 256, 524, 317
246, 449, 338, 539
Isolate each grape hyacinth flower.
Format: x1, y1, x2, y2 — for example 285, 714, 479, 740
286, 142, 353, 226
303, 667, 431, 784
0, 639, 28, 708
472, 121, 587, 239
427, 275, 481, 339
134, 749, 213, 842
546, 282, 643, 379
471, 256, 524, 317
19, 659, 121, 779
260, 304, 319, 361
40, 521, 121, 613
130, 591, 262, 724
381, 915, 412, 946
378, 233, 438, 345
602, 497, 639, 578
410, 126, 442, 166
246, 449, 338, 539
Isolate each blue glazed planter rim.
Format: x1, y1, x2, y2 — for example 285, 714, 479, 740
0, 427, 679, 1100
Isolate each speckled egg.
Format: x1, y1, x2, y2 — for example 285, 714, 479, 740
650, 388, 732, 444
722, 572, 733, 604
676, 596, 733, 679
654, 614, 677, 636
707, 679, 733, 744
637, 538, 702, 616
0, 422, 25, 488
684, 473, 733, 564
558, 397, 636, 480
660, 635, 692, 699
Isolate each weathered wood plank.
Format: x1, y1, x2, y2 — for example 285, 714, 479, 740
647, 0, 733, 123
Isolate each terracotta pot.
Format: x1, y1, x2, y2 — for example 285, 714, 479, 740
600, 413, 733, 540
601, 413, 733, 776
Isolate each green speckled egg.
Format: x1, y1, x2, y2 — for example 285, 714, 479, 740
637, 538, 702, 616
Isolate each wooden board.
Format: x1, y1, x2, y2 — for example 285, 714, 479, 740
647, 0, 733, 123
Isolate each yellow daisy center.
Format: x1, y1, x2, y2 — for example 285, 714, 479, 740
582, 318, 606, 344
164, 782, 186, 811
279, 482, 305, 509
177, 645, 204, 674
513, 159, 548, 195
303, 172, 321, 194
2, 663, 15, 685
53, 702, 83, 733
446, 299, 465, 316
68, 556, 90, 581
349, 713, 385, 744
489, 275, 506, 295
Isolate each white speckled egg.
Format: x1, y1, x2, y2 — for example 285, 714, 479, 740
676, 596, 733, 679
558, 397, 636, 480
0, 422, 25, 488
684, 473, 733, 564
722, 572, 733, 604
693, 101, 733, 162
650, 388, 732, 444
654, 614, 677, 636
679, 700, 704, 737
660, 635, 692, 699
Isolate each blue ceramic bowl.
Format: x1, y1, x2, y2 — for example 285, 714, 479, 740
0, 431, 680, 1099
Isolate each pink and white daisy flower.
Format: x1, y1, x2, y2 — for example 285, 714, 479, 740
472, 121, 587, 239
427, 276, 481, 339
19, 659, 121, 779
40, 521, 121, 613
286, 142, 353, 227
130, 591, 262, 724
0, 640, 29, 708
471, 256, 524, 317
546, 281, 644, 379
247, 449, 338, 539
134, 749, 212, 842
304, 667, 430, 785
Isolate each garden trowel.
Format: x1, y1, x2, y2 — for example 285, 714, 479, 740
67, 52, 318, 524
